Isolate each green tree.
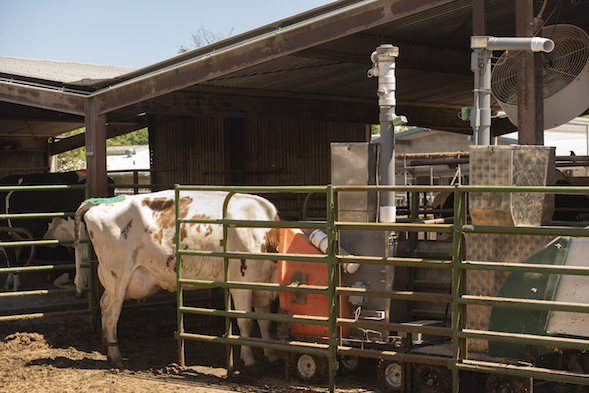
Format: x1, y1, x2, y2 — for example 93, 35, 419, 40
107, 128, 148, 146
178, 24, 233, 53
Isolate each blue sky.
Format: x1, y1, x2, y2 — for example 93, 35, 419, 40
1, 0, 332, 68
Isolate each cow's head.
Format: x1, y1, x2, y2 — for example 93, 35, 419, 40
43, 217, 76, 247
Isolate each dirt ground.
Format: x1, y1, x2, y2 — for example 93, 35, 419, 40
2, 272, 562, 393
0, 276, 383, 393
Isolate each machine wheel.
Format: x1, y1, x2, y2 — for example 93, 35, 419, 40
413, 364, 452, 393
377, 360, 403, 391
339, 355, 362, 374
485, 374, 530, 393
548, 358, 586, 393
292, 353, 327, 383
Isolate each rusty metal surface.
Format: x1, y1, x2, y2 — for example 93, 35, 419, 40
515, 0, 544, 145
0, 80, 86, 116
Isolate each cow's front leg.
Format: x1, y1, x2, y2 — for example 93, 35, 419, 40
100, 290, 125, 368
231, 288, 257, 366
254, 303, 279, 362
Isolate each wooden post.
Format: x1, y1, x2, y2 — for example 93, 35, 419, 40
516, 0, 544, 145
84, 97, 108, 198
84, 96, 108, 332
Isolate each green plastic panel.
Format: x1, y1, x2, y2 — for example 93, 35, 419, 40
84, 195, 125, 205
488, 236, 571, 359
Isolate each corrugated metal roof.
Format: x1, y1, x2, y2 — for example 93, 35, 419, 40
0, 56, 137, 86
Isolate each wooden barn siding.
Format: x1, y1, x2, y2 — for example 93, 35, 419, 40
0, 150, 47, 179
151, 116, 225, 185
150, 115, 366, 217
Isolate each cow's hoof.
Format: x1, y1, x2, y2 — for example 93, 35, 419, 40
110, 360, 126, 369
265, 350, 280, 363
242, 357, 257, 367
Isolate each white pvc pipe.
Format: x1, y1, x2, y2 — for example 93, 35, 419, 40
485, 37, 554, 52
371, 44, 399, 223
308, 229, 360, 274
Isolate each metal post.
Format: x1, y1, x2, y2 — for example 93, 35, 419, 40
222, 192, 236, 378
470, 36, 553, 146
326, 185, 337, 393
451, 186, 466, 393
471, 48, 492, 145
175, 187, 186, 367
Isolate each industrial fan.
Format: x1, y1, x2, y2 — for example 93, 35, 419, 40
491, 24, 589, 129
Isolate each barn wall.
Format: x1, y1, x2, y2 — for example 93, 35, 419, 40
0, 138, 48, 179
150, 115, 367, 217
150, 116, 225, 185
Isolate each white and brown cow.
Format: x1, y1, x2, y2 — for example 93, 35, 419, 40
74, 190, 280, 368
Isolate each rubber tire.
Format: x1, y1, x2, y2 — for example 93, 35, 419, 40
377, 360, 404, 391
339, 355, 362, 374
486, 374, 529, 393
413, 364, 452, 393
292, 353, 327, 383
548, 359, 586, 393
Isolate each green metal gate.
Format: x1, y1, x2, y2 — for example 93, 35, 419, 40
174, 183, 589, 393
0, 184, 93, 323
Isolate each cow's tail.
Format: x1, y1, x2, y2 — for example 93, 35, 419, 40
74, 202, 94, 297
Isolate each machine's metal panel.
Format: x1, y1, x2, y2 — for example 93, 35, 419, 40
331, 142, 378, 222
547, 236, 589, 338
488, 237, 571, 359
469, 145, 555, 226
331, 142, 389, 335
467, 145, 558, 354
465, 232, 556, 354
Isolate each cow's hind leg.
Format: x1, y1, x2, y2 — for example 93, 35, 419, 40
231, 289, 258, 366
2, 247, 21, 291
100, 290, 125, 368
254, 303, 279, 362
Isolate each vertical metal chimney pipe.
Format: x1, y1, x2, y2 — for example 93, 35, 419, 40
368, 44, 399, 223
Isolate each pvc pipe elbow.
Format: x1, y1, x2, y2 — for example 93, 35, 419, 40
308, 229, 359, 274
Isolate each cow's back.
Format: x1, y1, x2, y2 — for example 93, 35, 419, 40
82, 190, 279, 294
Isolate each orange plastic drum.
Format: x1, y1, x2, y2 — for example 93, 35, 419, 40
278, 227, 350, 337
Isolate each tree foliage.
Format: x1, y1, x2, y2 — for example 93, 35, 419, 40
107, 128, 148, 147
178, 24, 233, 53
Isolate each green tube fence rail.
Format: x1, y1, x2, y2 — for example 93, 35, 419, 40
173, 184, 589, 393
0, 184, 92, 323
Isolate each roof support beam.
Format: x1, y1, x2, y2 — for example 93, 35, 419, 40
48, 119, 147, 155
125, 90, 375, 123
0, 81, 85, 116
295, 38, 471, 75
